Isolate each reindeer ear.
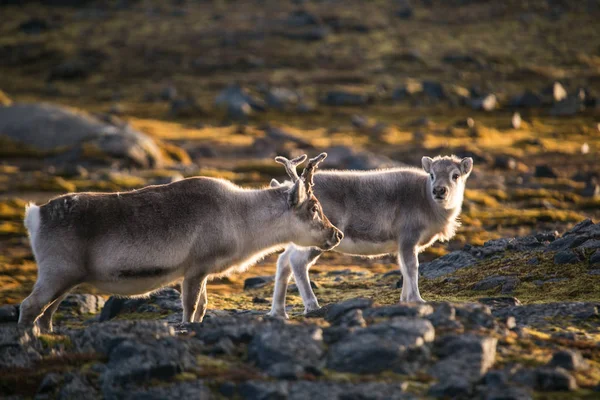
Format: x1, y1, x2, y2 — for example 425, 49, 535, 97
270, 179, 281, 188
421, 156, 433, 173
460, 157, 473, 176
288, 180, 307, 208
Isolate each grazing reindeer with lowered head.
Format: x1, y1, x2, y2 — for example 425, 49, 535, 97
20, 153, 342, 332
268, 155, 473, 318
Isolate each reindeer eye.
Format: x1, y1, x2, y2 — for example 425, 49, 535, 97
311, 205, 319, 214
429, 173, 434, 180
452, 173, 460, 181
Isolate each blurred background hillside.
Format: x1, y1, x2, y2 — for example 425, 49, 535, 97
0, 0, 599, 305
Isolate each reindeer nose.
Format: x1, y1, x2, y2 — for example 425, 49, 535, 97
334, 229, 344, 242
433, 186, 448, 197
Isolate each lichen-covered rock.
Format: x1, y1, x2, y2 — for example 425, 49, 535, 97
325, 297, 373, 323
101, 337, 196, 391
327, 317, 434, 374
548, 350, 588, 371
123, 380, 214, 400
0, 324, 41, 368
236, 380, 411, 400
248, 323, 324, 370
363, 303, 434, 319
420, 250, 477, 278
429, 334, 497, 387
0, 103, 188, 167
492, 302, 599, 327
99, 288, 182, 323
68, 320, 175, 354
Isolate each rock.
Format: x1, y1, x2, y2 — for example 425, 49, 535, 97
550, 97, 583, 116
159, 85, 178, 101
125, 380, 213, 399
265, 361, 306, 380
534, 164, 558, 178
265, 87, 300, 110
58, 294, 105, 315
286, 10, 321, 27
0, 325, 42, 368
19, 17, 52, 34
420, 251, 477, 279
321, 90, 370, 106
494, 155, 517, 170
472, 276, 520, 293
429, 334, 497, 385
325, 298, 373, 323
69, 320, 175, 354
511, 112, 522, 129
422, 81, 446, 100
37, 372, 63, 397
237, 381, 288, 400
58, 373, 100, 400
425, 302, 459, 328
244, 276, 274, 290
428, 378, 471, 398
265, 126, 312, 148
336, 309, 366, 328
215, 84, 265, 121
533, 367, 577, 391
471, 94, 497, 111
101, 338, 196, 399
188, 315, 263, 345
363, 304, 433, 319
237, 381, 410, 400
591, 250, 600, 265
554, 250, 579, 264
396, 7, 414, 19
99, 288, 182, 322
248, 324, 324, 370
0, 304, 19, 323
581, 180, 600, 198
509, 90, 543, 108
548, 350, 588, 371
492, 302, 598, 327
478, 297, 522, 310
323, 145, 401, 170
326, 317, 434, 374
551, 82, 568, 102
0, 103, 184, 168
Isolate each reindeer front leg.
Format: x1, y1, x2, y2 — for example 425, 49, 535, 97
398, 241, 425, 303
182, 273, 208, 323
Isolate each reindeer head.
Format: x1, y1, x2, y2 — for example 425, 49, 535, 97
422, 155, 473, 209
273, 153, 343, 250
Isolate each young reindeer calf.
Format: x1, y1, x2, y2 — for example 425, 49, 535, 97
20, 153, 342, 332
269, 155, 473, 318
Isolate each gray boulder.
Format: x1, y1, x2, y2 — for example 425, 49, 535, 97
429, 334, 497, 386
326, 317, 434, 374
0, 103, 179, 167
248, 324, 324, 370
420, 250, 477, 279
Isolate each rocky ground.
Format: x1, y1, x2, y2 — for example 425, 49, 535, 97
0, 0, 599, 398
1, 220, 600, 399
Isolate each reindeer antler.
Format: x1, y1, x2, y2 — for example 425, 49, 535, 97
274, 154, 307, 183
301, 152, 327, 189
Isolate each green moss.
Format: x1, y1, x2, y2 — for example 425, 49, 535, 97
38, 334, 73, 350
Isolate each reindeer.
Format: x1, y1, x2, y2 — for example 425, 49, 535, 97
268, 155, 473, 318
20, 153, 342, 332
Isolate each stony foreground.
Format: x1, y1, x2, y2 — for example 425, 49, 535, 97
1, 297, 599, 398
1, 220, 600, 399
